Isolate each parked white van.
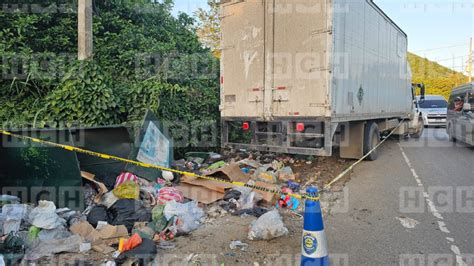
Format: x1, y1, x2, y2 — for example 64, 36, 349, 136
416, 95, 448, 127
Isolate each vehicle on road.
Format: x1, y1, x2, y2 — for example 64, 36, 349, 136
416, 95, 448, 128
447, 83, 474, 145
220, 0, 425, 161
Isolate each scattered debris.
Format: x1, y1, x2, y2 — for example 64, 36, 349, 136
24, 234, 83, 261
248, 210, 289, 240
164, 201, 204, 234
2, 204, 30, 235
396, 216, 419, 229
229, 240, 249, 251
28, 201, 65, 230
0, 115, 352, 264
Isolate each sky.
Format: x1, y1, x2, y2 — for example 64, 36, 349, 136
172, 0, 473, 73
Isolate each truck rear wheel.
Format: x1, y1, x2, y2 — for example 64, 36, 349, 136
364, 122, 380, 161
411, 116, 424, 139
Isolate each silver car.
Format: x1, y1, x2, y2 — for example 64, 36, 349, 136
447, 83, 474, 145
416, 95, 448, 127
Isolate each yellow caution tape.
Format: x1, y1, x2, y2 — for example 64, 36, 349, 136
322, 120, 404, 191
0, 130, 320, 202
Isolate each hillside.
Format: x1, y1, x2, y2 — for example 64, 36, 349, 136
408, 53, 469, 99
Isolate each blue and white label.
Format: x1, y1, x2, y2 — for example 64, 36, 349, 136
302, 230, 328, 258
137, 122, 170, 167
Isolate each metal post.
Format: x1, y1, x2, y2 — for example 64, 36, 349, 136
468, 38, 472, 82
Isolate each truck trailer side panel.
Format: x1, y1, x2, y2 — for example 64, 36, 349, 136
331, 0, 412, 121
220, 0, 415, 156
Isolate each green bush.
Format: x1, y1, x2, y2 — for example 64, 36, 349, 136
0, 0, 220, 151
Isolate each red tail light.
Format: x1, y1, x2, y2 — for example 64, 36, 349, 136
296, 123, 305, 132
242, 122, 250, 131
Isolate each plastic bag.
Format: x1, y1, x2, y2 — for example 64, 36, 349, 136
248, 210, 288, 240
164, 201, 204, 234
87, 205, 109, 228
0, 233, 25, 264
113, 181, 140, 200
119, 233, 142, 252
115, 238, 157, 265
28, 201, 65, 230
157, 187, 184, 205
234, 187, 262, 210
38, 227, 71, 241
107, 199, 152, 232
100, 191, 119, 209
2, 204, 30, 234
28, 226, 41, 241
24, 234, 82, 261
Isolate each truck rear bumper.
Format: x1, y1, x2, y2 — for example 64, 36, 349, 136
221, 118, 334, 156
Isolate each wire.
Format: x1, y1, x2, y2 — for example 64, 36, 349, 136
323, 120, 404, 191
431, 55, 469, 62
412, 43, 469, 53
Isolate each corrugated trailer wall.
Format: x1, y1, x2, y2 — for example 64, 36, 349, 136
331, 0, 413, 122
221, 0, 412, 121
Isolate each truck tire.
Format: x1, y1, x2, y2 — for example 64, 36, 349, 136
411, 116, 424, 139
364, 122, 380, 161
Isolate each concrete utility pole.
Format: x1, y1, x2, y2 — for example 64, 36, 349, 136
468, 37, 472, 82
78, 0, 93, 60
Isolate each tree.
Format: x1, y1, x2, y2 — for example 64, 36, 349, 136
195, 0, 221, 58
0, 0, 220, 149
408, 53, 468, 99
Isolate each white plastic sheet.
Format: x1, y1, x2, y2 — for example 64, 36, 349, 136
28, 201, 65, 230
2, 204, 30, 234
248, 210, 288, 240
164, 201, 204, 233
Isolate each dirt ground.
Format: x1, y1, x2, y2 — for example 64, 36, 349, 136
35, 156, 354, 265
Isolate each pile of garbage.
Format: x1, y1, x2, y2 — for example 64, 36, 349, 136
0, 150, 306, 264
174, 151, 304, 211
0, 170, 205, 264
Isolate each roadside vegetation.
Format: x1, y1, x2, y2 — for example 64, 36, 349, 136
408, 53, 468, 99
0, 0, 219, 152
0, 0, 467, 134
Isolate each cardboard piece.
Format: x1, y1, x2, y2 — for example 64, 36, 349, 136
176, 183, 224, 204
181, 175, 232, 193
81, 171, 109, 203
70, 221, 98, 242
92, 243, 115, 254
205, 164, 250, 183
237, 159, 262, 169
254, 181, 279, 204
97, 224, 129, 239
70, 221, 128, 243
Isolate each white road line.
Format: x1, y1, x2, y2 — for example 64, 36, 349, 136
398, 144, 466, 266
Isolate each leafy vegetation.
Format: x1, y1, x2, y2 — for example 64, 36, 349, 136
195, 0, 220, 58
0, 0, 219, 150
408, 53, 468, 99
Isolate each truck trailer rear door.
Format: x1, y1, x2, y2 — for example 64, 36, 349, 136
268, 0, 331, 118
221, 0, 266, 118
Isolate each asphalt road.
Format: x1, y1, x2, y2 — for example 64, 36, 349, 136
325, 128, 474, 265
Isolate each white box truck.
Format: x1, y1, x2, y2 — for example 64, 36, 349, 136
220, 0, 424, 160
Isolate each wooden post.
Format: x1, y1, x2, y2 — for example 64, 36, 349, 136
78, 0, 93, 60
